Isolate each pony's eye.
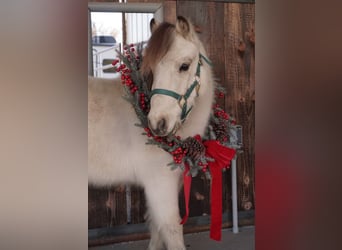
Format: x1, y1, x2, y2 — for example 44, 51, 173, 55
179, 63, 190, 72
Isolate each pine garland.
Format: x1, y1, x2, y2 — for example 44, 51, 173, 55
112, 43, 238, 178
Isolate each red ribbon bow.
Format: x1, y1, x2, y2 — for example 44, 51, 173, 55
180, 135, 236, 241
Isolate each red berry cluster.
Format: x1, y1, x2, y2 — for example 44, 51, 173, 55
139, 93, 148, 112
153, 135, 164, 143
124, 43, 135, 50
214, 108, 229, 120
112, 59, 138, 94
112, 59, 119, 66
117, 64, 137, 94
212, 105, 230, 142
112, 44, 141, 94
171, 147, 187, 164
217, 91, 225, 98
198, 161, 209, 172
144, 127, 153, 137
123, 44, 139, 60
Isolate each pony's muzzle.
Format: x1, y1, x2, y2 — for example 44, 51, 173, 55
148, 117, 168, 136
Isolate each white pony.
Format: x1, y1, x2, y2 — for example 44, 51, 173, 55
88, 16, 215, 250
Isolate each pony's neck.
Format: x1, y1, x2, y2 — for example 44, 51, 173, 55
176, 51, 215, 138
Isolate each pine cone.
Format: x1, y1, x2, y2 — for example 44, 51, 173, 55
213, 122, 228, 142
182, 137, 205, 161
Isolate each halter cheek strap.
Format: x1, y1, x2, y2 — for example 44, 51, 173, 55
150, 53, 212, 122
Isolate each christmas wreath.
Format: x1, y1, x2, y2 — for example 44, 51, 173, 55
112, 43, 238, 178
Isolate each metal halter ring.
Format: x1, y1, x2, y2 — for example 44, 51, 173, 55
178, 95, 186, 109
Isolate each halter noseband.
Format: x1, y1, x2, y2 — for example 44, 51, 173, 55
150, 53, 212, 122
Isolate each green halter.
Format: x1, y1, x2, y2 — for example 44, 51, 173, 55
150, 53, 212, 122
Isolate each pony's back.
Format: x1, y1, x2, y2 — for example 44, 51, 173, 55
88, 76, 140, 185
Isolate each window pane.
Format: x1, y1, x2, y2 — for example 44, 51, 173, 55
91, 12, 122, 78
91, 12, 123, 45
125, 13, 154, 45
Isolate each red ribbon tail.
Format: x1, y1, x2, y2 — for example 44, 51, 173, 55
204, 140, 236, 241
180, 164, 192, 225
209, 163, 223, 241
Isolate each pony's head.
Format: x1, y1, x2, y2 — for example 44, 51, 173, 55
142, 16, 206, 137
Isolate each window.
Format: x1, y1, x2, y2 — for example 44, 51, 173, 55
88, 2, 163, 77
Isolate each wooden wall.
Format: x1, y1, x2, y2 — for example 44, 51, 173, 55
88, 0, 255, 230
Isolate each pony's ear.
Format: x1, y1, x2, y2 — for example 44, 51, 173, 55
175, 16, 194, 38
150, 18, 160, 33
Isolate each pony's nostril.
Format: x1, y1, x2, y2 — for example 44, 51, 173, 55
148, 117, 168, 136
157, 118, 167, 133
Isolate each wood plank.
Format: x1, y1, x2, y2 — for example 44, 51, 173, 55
163, 1, 177, 23
88, 186, 127, 229
130, 186, 146, 224
224, 3, 255, 211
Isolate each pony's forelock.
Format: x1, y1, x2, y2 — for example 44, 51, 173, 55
141, 22, 176, 77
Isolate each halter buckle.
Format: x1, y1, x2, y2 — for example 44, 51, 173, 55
178, 95, 186, 109
194, 76, 201, 96
196, 84, 201, 96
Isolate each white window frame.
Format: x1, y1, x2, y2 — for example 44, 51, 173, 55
88, 2, 163, 75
